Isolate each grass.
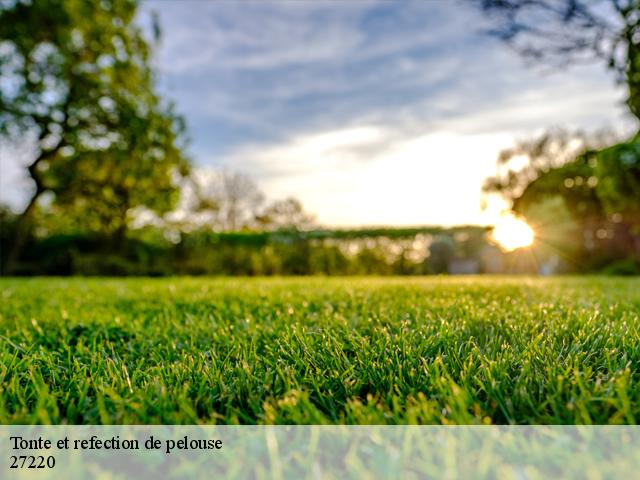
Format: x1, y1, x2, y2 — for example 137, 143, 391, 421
0, 276, 638, 425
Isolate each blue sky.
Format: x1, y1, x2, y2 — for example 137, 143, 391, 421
1, 0, 632, 226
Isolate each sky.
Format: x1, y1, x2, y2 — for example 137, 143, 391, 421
0, 0, 632, 226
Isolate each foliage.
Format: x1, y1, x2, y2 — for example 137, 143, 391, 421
0, 276, 638, 424
475, 0, 640, 121
424, 235, 455, 274
1, 224, 497, 276
601, 258, 640, 275
484, 131, 640, 268
594, 136, 640, 218
513, 150, 603, 220
515, 136, 639, 227
166, 171, 316, 233
482, 129, 614, 203
0, 0, 189, 244
255, 197, 316, 231
179, 170, 264, 232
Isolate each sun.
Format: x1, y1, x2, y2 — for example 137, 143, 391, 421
492, 215, 535, 251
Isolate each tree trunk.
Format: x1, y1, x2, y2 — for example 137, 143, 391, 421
3, 187, 42, 274
112, 223, 128, 253
2, 144, 55, 274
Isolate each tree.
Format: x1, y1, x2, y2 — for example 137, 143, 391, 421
219, 170, 265, 231
474, 0, 640, 121
0, 0, 189, 268
476, 1, 640, 267
485, 131, 640, 266
165, 169, 266, 232
426, 235, 456, 274
482, 129, 618, 203
485, 131, 640, 222
255, 197, 316, 231
159, 170, 315, 234
594, 136, 640, 218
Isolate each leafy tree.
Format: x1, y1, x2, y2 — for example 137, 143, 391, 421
494, 133, 640, 225
474, 0, 640, 121
511, 149, 604, 220
594, 136, 640, 217
518, 195, 581, 271
476, 0, 640, 266
486, 132, 640, 265
0, 0, 189, 269
482, 129, 610, 203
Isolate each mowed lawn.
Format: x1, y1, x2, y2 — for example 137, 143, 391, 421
0, 276, 638, 425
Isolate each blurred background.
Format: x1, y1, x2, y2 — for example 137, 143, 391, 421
0, 0, 638, 276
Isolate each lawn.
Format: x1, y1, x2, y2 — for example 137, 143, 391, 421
0, 276, 638, 424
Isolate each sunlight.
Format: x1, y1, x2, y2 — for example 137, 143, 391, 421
492, 214, 535, 251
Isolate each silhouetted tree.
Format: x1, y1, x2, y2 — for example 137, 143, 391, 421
482, 129, 614, 203
474, 0, 640, 121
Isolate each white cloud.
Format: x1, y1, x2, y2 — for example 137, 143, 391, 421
2, 0, 634, 225
148, 1, 372, 74
145, 0, 630, 141
223, 125, 514, 227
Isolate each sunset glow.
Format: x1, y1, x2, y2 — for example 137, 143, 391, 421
492, 215, 535, 251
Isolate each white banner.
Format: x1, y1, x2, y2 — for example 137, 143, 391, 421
2, 425, 639, 479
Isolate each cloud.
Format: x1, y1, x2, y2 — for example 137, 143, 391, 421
1, 0, 633, 223
229, 126, 395, 177
147, 1, 459, 75
221, 125, 514, 227
143, 0, 629, 153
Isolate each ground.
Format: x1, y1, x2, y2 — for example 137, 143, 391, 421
0, 276, 638, 424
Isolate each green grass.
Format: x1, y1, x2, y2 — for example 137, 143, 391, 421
0, 276, 639, 425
